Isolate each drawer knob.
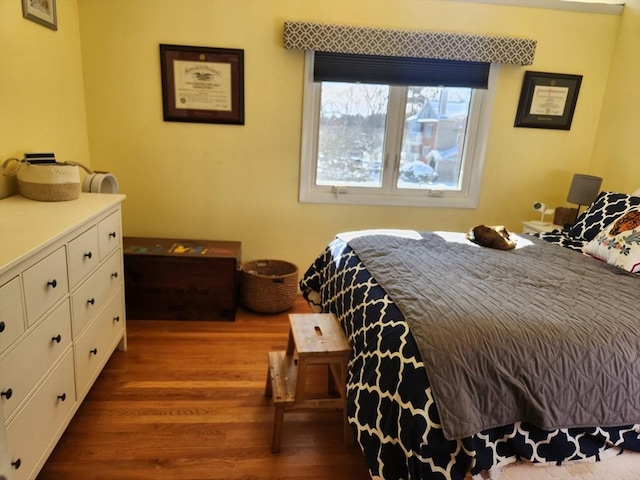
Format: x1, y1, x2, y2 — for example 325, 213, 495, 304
111, 271, 118, 279
90, 348, 98, 355
11, 458, 21, 470
87, 298, 95, 305
84, 251, 93, 259
0, 320, 5, 332
113, 316, 120, 322
58, 393, 67, 402
47, 279, 58, 288
1, 388, 12, 399
52, 334, 62, 343
109, 232, 117, 238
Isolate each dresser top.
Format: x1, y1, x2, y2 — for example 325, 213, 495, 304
0, 193, 126, 274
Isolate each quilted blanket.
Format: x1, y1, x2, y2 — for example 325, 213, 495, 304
341, 230, 640, 440
301, 233, 640, 479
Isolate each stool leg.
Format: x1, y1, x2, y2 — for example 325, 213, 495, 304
271, 406, 285, 453
265, 363, 273, 397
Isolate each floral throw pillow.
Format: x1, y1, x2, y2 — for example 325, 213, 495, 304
582, 209, 640, 273
568, 192, 640, 241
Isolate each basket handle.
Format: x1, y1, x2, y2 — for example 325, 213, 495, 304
64, 161, 94, 175
1, 157, 23, 176
1, 157, 94, 176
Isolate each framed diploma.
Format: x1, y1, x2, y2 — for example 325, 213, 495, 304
160, 44, 244, 125
514, 71, 582, 130
22, 0, 57, 30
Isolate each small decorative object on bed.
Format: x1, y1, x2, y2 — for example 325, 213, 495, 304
466, 224, 516, 250
301, 218, 639, 479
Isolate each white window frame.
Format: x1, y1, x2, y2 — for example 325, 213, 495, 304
299, 51, 500, 208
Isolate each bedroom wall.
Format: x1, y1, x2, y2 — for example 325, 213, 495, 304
1, 0, 635, 273
0, 0, 90, 199
589, 1, 640, 192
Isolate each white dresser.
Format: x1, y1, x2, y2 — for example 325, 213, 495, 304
0, 193, 127, 480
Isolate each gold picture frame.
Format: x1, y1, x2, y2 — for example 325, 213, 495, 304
22, 0, 57, 31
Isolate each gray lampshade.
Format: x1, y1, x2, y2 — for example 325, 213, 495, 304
567, 174, 602, 206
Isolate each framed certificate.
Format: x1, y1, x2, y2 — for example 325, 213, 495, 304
514, 71, 582, 130
22, 0, 57, 30
160, 44, 244, 125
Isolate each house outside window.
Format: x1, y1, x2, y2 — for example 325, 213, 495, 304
299, 51, 499, 208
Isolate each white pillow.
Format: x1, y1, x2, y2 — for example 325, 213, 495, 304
583, 208, 640, 273
632, 188, 640, 197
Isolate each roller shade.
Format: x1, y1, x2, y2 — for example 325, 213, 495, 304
314, 52, 490, 88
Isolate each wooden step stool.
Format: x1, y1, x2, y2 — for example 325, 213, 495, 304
265, 313, 354, 453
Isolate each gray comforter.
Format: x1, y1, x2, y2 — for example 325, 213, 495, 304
342, 230, 640, 440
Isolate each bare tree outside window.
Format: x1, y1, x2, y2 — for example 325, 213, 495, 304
315, 82, 471, 190
317, 83, 388, 187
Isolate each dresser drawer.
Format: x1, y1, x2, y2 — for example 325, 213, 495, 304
22, 247, 68, 327
98, 210, 122, 260
0, 299, 72, 422
67, 225, 100, 288
75, 288, 124, 399
71, 250, 122, 337
0, 276, 25, 355
5, 349, 75, 480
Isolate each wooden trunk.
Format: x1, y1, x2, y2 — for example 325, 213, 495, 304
123, 237, 241, 320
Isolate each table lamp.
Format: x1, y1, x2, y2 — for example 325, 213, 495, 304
558, 173, 602, 228
567, 173, 602, 211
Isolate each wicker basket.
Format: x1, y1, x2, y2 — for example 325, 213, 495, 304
241, 259, 298, 313
1, 157, 93, 202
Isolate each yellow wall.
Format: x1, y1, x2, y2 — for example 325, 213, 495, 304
0, 0, 90, 198
1, 0, 637, 272
589, 1, 640, 191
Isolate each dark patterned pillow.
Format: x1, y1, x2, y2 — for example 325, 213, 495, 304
568, 191, 640, 241
532, 230, 586, 252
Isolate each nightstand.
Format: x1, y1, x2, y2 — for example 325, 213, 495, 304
522, 221, 562, 234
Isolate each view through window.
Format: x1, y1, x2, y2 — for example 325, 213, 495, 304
316, 83, 471, 191
300, 54, 497, 208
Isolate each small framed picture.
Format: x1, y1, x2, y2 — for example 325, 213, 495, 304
22, 0, 57, 31
514, 71, 583, 130
159, 44, 245, 125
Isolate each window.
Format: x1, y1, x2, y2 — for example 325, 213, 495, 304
299, 51, 499, 208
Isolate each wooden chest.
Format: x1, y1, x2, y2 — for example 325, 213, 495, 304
123, 237, 241, 321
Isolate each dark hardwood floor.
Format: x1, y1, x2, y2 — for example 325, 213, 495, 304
37, 296, 371, 480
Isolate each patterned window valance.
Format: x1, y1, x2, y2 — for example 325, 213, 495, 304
284, 21, 536, 66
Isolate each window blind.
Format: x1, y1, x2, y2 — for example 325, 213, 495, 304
313, 52, 490, 89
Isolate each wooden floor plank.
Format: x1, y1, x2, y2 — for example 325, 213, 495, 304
37, 296, 371, 480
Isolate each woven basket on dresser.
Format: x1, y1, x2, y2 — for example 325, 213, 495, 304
240, 259, 298, 313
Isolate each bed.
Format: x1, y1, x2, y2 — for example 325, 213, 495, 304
299, 190, 640, 480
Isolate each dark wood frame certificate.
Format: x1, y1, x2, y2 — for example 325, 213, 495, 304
514, 71, 582, 130
160, 44, 244, 125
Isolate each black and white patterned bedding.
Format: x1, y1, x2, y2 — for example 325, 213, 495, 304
300, 235, 640, 480
530, 229, 586, 251
531, 191, 640, 251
